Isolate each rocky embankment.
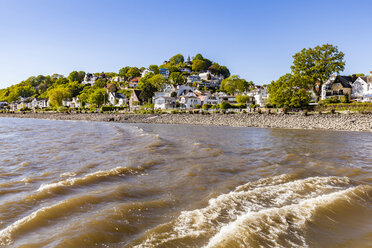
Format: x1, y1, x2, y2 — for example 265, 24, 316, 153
1, 112, 371, 132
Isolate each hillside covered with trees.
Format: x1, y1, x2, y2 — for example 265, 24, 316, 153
0, 53, 237, 107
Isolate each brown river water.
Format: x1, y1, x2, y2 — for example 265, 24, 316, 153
0, 117, 371, 248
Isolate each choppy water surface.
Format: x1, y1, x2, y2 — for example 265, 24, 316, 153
0, 118, 371, 248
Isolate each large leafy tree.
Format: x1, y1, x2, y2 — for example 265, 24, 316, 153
48, 88, 71, 107
68, 71, 85, 83
149, 65, 159, 74
192, 59, 206, 72
119, 66, 130, 77
149, 74, 167, 90
89, 88, 107, 106
139, 82, 157, 103
169, 72, 185, 85
291, 44, 345, 99
220, 75, 253, 94
169, 54, 184, 65
268, 74, 311, 108
126, 67, 141, 79
208, 63, 230, 78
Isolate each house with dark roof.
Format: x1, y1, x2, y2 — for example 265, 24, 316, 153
321, 75, 353, 100
129, 90, 142, 109
108, 92, 128, 106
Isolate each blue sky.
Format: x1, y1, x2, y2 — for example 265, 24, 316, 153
0, 0, 371, 88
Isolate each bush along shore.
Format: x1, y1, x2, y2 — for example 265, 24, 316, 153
1, 111, 371, 132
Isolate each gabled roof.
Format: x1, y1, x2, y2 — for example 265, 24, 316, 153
333, 76, 352, 88
130, 77, 141, 82
131, 90, 142, 102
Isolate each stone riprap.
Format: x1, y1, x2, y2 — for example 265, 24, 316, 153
1, 112, 371, 132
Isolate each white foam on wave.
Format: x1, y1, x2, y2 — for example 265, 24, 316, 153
135, 175, 357, 248
0, 200, 65, 246
203, 187, 357, 248
37, 166, 143, 192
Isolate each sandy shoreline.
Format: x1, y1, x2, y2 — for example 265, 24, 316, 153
1, 112, 371, 132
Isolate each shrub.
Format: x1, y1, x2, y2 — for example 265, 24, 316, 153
101, 106, 126, 112
202, 104, 212, 110
194, 104, 201, 109
282, 107, 288, 114
220, 101, 231, 110
330, 108, 336, 114
19, 107, 31, 112
257, 108, 262, 114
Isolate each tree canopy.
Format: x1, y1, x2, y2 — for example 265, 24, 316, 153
268, 74, 311, 108
220, 75, 253, 94
48, 88, 71, 107
169, 54, 184, 65
291, 44, 345, 97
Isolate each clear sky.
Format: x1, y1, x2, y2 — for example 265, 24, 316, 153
0, 0, 371, 88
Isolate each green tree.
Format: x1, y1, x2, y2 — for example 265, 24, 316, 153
220, 75, 252, 94
169, 72, 185, 85
68, 71, 85, 83
169, 54, 184, 65
268, 73, 311, 108
291, 44, 345, 100
193, 53, 204, 61
49, 88, 71, 107
149, 65, 159, 74
126, 67, 141, 79
94, 78, 107, 88
149, 74, 167, 90
119, 66, 130, 77
192, 59, 206, 72
67, 81, 85, 97
139, 82, 157, 103
236, 95, 251, 104
89, 88, 107, 106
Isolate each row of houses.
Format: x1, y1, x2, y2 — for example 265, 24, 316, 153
150, 85, 268, 110
321, 73, 372, 102
82, 67, 225, 89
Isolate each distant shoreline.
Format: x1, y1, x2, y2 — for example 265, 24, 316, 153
1, 112, 371, 132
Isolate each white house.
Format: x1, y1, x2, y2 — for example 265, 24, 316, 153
254, 87, 268, 107
141, 68, 154, 78
112, 76, 126, 82
82, 73, 98, 85
177, 85, 195, 97
204, 94, 220, 105
62, 97, 81, 108
154, 96, 177, 109
351, 74, 372, 102
108, 92, 128, 106
31, 98, 49, 109
216, 92, 236, 104
180, 92, 201, 109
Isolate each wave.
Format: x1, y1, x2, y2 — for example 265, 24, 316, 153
131, 175, 372, 248
37, 166, 145, 193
